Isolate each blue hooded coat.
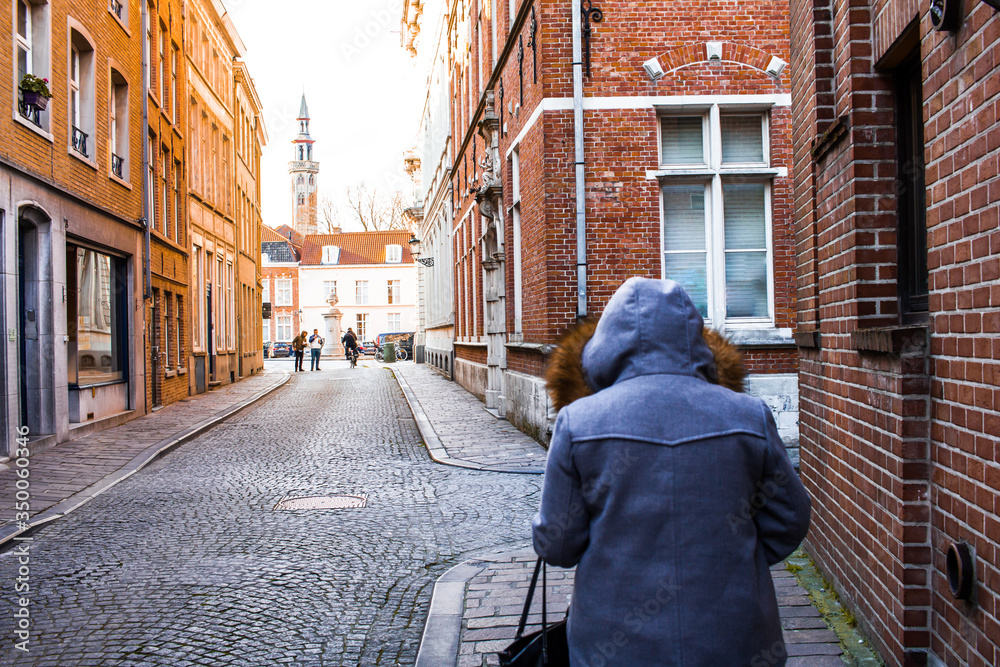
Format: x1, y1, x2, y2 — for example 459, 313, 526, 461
532, 278, 811, 667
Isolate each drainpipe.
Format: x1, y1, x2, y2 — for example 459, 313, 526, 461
571, 0, 587, 318
141, 0, 151, 300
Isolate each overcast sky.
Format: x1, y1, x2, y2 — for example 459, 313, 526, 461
225, 0, 425, 232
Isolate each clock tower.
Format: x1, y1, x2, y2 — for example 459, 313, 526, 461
289, 93, 319, 236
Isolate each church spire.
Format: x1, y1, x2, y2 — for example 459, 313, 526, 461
289, 92, 319, 237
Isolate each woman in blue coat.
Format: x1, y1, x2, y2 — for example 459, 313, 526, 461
533, 277, 811, 667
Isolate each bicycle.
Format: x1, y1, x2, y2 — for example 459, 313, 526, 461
348, 348, 359, 369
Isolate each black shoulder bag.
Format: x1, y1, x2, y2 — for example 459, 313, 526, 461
497, 558, 569, 666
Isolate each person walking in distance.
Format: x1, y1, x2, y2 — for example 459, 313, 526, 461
291, 330, 307, 373
308, 328, 324, 371
534, 278, 811, 666
343, 327, 359, 364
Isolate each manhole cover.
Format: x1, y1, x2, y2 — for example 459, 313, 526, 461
274, 494, 367, 510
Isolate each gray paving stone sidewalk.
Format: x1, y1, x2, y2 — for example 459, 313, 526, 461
0, 368, 288, 544
393, 363, 548, 473
423, 548, 848, 667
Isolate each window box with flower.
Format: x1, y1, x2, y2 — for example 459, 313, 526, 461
20, 73, 52, 110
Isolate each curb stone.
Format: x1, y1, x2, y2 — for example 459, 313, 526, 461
0, 370, 290, 548
393, 369, 545, 474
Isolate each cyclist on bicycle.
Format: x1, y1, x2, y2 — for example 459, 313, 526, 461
343, 328, 359, 364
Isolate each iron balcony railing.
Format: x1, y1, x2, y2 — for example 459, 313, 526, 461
72, 126, 89, 157
17, 97, 41, 127
109, 0, 123, 19
111, 153, 124, 179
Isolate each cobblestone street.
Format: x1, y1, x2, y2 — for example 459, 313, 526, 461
0, 364, 541, 666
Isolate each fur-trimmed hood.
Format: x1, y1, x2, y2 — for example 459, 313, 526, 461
546, 278, 746, 412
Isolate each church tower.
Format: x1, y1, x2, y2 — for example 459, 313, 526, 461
289, 93, 319, 236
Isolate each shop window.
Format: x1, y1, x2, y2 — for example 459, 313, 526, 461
66, 245, 127, 386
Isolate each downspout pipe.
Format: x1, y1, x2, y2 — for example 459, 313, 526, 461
140, 0, 151, 301
571, 0, 587, 318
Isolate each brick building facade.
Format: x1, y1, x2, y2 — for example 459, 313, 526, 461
412, 0, 801, 448
0, 0, 146, 456
146, 0, 189, 408
1, 0, 266, 457
791, 0, 1000, 663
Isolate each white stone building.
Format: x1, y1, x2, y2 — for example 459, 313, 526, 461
297, 231, 417, 351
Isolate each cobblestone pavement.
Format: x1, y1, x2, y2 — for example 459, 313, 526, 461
446, 550, 847, 667
0, 363, 541, 666
391, 364, 548, 472
0, 369, 288, 543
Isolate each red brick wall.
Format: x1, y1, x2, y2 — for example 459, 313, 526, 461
792, 0, 1000, 662
450, 0, 798, 363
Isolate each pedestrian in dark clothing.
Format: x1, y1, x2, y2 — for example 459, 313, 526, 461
343, 328, 358, 360
308, 329, 324, 371
534, 277, 811, 667
291, 331, 307, 372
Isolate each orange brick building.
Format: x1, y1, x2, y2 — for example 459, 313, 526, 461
146, 0, 189, 408
0, 0, 146, 455
411, 0, 800, 448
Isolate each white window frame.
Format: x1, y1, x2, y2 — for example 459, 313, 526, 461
275, 278, 292, 306
657, 104, 775, 330
356, 313, 367, 340
277, 315, 292, 341
321, 246, 340, 264
511, 147, 523, 335
387, 313, 401, 331
69, 44, 80, 128
323, 280, 337, 299
387, 279, 400, 305
262, 279, 269, 303
385, 244, 402, 263
14, 0, 51, 134
355, 280, 369, 305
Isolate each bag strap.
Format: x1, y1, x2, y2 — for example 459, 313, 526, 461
541, 557, 549, 662
515, 557, 543, 639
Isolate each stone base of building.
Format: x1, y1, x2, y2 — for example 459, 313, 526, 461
502, 370, 552, 445
453, 357, 486, 403
745, 372, 800, 466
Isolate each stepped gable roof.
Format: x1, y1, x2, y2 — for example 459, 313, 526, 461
300, 230, 414, 266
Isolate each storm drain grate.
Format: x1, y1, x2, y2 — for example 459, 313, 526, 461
274, 494, 368, 510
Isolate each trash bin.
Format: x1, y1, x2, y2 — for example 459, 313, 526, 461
383, 341, 395, 364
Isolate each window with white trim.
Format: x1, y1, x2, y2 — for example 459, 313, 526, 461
110, 70, 128, 180
321, 246, 340, 264
356, 314, 367, 340
355, 280, 369, 305
323, 281, 337, 299
659, 106, 774, 327
385, 244, 402, 263
275, 278, 291, 306
262, 279, 269, 303
387, 313, 401, 331
277, 315, 292, 341
387, 280, 400, 304
69, 31, 94, 158
16, 0, 51, 130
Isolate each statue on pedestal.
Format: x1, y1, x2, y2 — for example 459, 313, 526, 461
322, 290, 344, 357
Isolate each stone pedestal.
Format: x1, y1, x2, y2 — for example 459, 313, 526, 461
322, 292, 343, 356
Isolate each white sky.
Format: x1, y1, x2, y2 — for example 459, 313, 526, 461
225, 0, 425, 232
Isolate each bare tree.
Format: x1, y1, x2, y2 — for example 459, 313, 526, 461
319, 195, 342, 234
344, 183, 408, 231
